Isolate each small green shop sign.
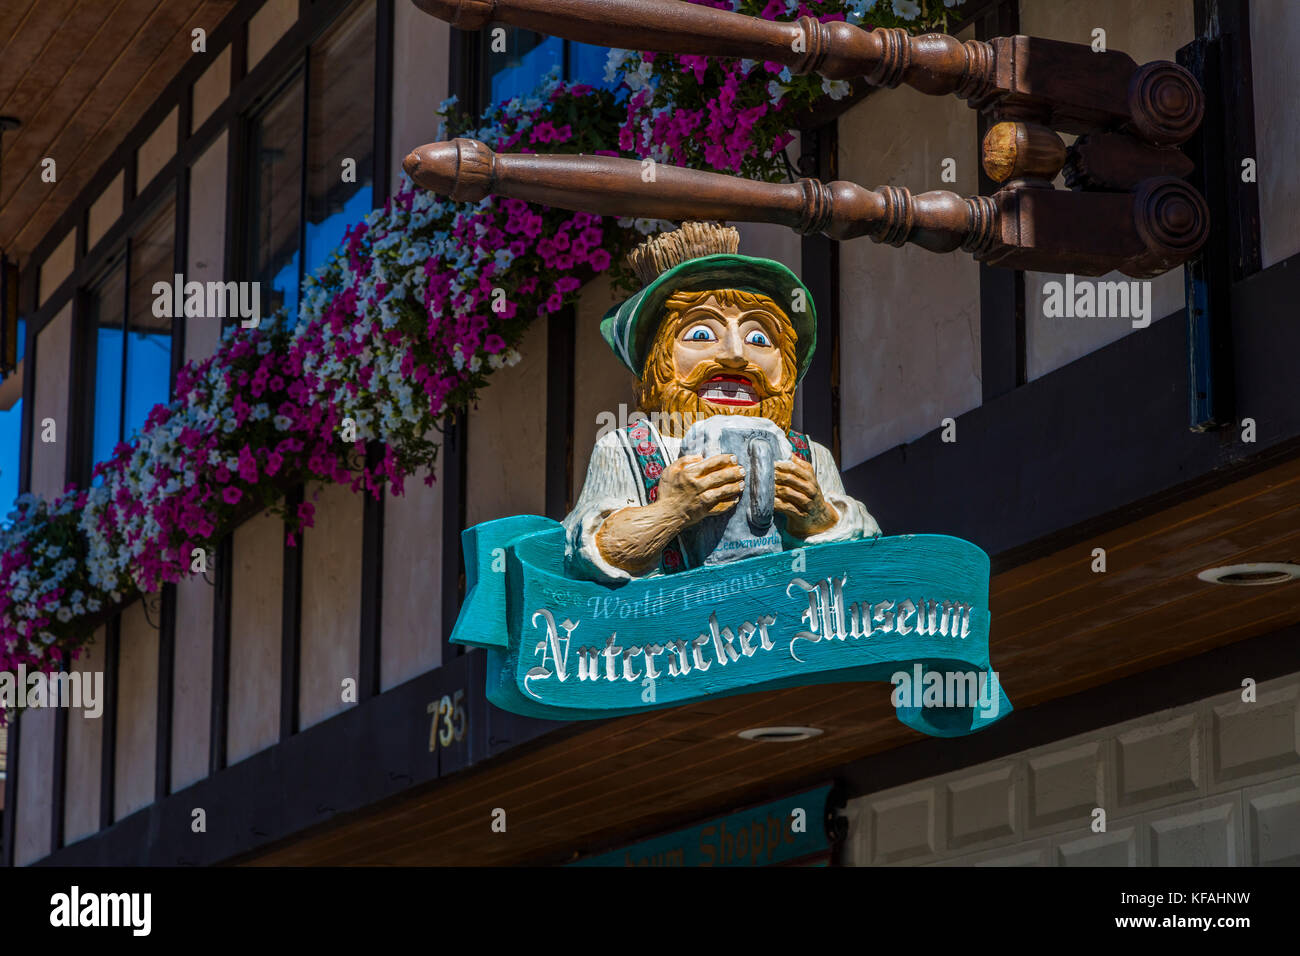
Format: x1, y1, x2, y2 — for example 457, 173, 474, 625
572, 786, 836, 867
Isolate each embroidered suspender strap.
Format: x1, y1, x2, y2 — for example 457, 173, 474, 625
622, 420, 689, 574
787, 429, 813, 464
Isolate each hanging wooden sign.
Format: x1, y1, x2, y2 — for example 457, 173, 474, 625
451, 515, 1009, 735
447, 222, 1010, 734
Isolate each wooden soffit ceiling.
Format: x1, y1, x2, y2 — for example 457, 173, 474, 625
0, 0, 238, 268
251, 451, 1300, 867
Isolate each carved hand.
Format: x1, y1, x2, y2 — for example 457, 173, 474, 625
659, 453, 747, 525
775, 455, 839, 538
595, 454, 744, 575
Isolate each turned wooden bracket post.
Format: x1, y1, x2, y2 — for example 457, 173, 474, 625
409, 0, 1210, 277
405, 139, 998, 255
404, 139, 1201, 276
414, 0, 1204, 143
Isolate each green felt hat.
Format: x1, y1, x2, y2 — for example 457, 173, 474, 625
600, 234, 817, 384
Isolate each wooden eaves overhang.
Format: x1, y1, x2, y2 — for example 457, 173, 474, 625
0, 0, 240, 269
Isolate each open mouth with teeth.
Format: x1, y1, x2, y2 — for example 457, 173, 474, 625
697, 374, 760, 407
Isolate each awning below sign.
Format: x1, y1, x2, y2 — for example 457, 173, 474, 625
571, 785, 837, 867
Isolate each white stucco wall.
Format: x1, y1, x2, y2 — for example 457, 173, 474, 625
381, 455, 443, 691
390, 0, 449, 194
466, 317, 549, 525
1019, 0, 1194, 380
837, 26, 982, 469
31, 303, 72, 500
63, 631, 106, 843
571, 276, 637, 507
299, 481, 363, 730
185, 133, 229, 365
171, 574, 213, 792
1250, 1, 1300, 268
14, 707, 55, 865
114, 600, 158, 821
227, 511, 283, 764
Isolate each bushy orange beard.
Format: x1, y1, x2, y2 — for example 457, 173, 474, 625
635, 290, 799, 438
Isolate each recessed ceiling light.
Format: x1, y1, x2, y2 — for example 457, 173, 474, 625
737, 726, 823, 743
1197, 562, 1300, 586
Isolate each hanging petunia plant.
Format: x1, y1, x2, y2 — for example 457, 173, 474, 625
0, 0, 950, 718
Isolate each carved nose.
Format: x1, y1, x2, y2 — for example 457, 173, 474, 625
716, 334, 746, 366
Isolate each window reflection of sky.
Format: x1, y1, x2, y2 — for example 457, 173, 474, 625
266, 184, 372, 331
306, 185, 373, 281
490, 37, 617, 108
91, 327, 125, 483
124, 329, 173, 449
269, 250, 300, 322
1, 38, 615, 517
0, 320, 23, 523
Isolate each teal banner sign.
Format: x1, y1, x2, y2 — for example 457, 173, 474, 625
451, 516, 1010, 735
572, 786, 835, 867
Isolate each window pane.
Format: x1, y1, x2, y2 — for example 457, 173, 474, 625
0, 394, 19, 520
488, 31, 562, 106
0, 318, 22, 518
249, 74, 304, 322
305, 3, 376, 278
92, 264, 126, 470
568, 41, 616, 90
126, 195, 176, 441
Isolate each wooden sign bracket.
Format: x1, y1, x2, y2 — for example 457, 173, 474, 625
409, 0, 1210, 276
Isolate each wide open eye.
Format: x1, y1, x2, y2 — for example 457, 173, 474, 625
745, 329, 771, 347
683, 324, 716, 342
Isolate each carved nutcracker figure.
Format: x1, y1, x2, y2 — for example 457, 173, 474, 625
441, 220, 1007, 731
564, 221, 880, 583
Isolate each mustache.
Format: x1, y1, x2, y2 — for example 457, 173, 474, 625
680, 360, 776, 395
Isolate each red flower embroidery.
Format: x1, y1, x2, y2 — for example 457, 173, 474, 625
648, 486, 658, 502
644, 461, 663, 478
629, 425, 649, 441
637, 440, 654, 456
663, 549, 681, 568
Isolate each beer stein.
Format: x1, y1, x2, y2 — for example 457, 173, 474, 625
679, 415, 792, 566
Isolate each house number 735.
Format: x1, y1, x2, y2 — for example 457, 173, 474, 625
427, 690, 466, 752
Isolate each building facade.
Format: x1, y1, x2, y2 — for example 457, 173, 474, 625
1, 0, 1298, 866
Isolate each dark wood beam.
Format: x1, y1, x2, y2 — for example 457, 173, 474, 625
545, 308, 576, 519
439, 413, 468, 656
359, 452, 385, 701
155, 584, 177, 801
1, 709, 18, 866
281, 487, 304, 741
976, 0, 1024, 401
373, 0, 396, 203
97, 616, 120, 830
798, 122, 839, 458
208, 536, 232, 775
